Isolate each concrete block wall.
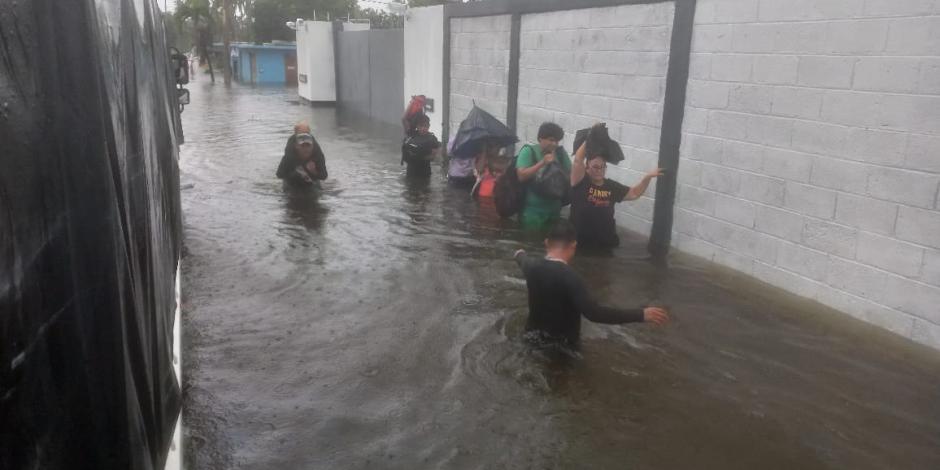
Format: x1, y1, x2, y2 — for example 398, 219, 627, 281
449, 15, 511, 134
517, 3, 675, 234
675, 0, 940, 348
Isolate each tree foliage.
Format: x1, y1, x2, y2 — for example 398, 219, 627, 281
407, 0, 447, 6
357, 8, 404, 29
173, 0, 419, 63
252, 0, 359, 42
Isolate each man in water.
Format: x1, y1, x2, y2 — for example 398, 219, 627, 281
401, 113, 441, 178
515, 122, 572, 230
276, 132, 328, 186
570, 136, 663, 249
514, 222, 669, 345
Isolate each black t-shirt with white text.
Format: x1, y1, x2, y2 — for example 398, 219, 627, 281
570, 177, 630, 248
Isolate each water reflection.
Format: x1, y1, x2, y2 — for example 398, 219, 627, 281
180, 83, 940, 470
281, 184, 329, 232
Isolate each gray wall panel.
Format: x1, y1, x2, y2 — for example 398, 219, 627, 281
337, 30, 372, 117
337, 29, 405, 126
368, 30, 405, 126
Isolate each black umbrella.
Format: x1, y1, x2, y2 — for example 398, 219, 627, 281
573, 124, 625, 165
450, 105, 518, 159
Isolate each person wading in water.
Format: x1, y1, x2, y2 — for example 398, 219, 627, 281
276, 131, 327, 187
569, 132, 663, 250
514, 222, 669, 345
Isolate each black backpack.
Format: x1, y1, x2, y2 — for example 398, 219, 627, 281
494, 158, 526, 218
401, 133, 438, 165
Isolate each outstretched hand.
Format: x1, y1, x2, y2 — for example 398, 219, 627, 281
646, 168, 665, 179
643, 307, 670, 325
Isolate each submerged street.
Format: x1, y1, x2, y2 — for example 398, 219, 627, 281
180, 83, 940, 469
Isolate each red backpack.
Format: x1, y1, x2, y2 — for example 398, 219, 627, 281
404, 95, 427, 127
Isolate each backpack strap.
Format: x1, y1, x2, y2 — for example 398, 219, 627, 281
516, 143, 542, 164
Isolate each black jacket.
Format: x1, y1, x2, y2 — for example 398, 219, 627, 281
515, 253, 644, 344
277, 134, 328, 184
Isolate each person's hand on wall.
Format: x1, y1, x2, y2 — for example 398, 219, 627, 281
643, 307, 670, 325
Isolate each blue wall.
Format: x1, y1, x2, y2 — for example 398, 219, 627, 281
236, 48, 294, 84
237, 50, 250, 82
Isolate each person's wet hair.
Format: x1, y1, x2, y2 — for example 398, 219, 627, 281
538, 122, 564, 141
488, 156, 509, 172
546, 221, 578, 245
413, 113, 430, 128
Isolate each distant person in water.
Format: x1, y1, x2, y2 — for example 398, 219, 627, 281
276, 127, 328, 186
570, 132, 663, 249
514, 222, 668, 345
283, 121, 311, 154
448, 138, 498, 188
401, 113, 441, 178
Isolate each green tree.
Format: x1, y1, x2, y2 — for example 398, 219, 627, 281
251, 0, 358, 43
176, 0, 216, 82
252, 0, 295, 42
407, 0, 447, 6
357, 8, 403, 29
162, 12, 191, 51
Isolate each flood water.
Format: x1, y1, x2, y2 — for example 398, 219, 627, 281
180, 83, 940, 470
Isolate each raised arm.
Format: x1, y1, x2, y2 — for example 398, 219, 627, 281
624, 168, 664, 201
570, 140, 588, 187
474, 153, 486, 178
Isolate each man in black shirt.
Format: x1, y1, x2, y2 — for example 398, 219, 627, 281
401, 113, 441, 178
276, 132, 328, 186
514, 222, 669, 345
570, 139, 662, 248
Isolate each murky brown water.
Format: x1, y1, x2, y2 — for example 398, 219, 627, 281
180, 83, 940, 470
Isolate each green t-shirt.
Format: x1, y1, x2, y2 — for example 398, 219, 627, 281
516, 144, 572, 217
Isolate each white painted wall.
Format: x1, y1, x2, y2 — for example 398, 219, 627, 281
517, 3, 675, 235
449, 15, 512, 137
674, 0, 940, 349
296, 21, 370, 102
404, 5, 444, 137
296, 20, 336, 102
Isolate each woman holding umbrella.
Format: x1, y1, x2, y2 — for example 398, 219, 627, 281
448, 105, 518, 189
